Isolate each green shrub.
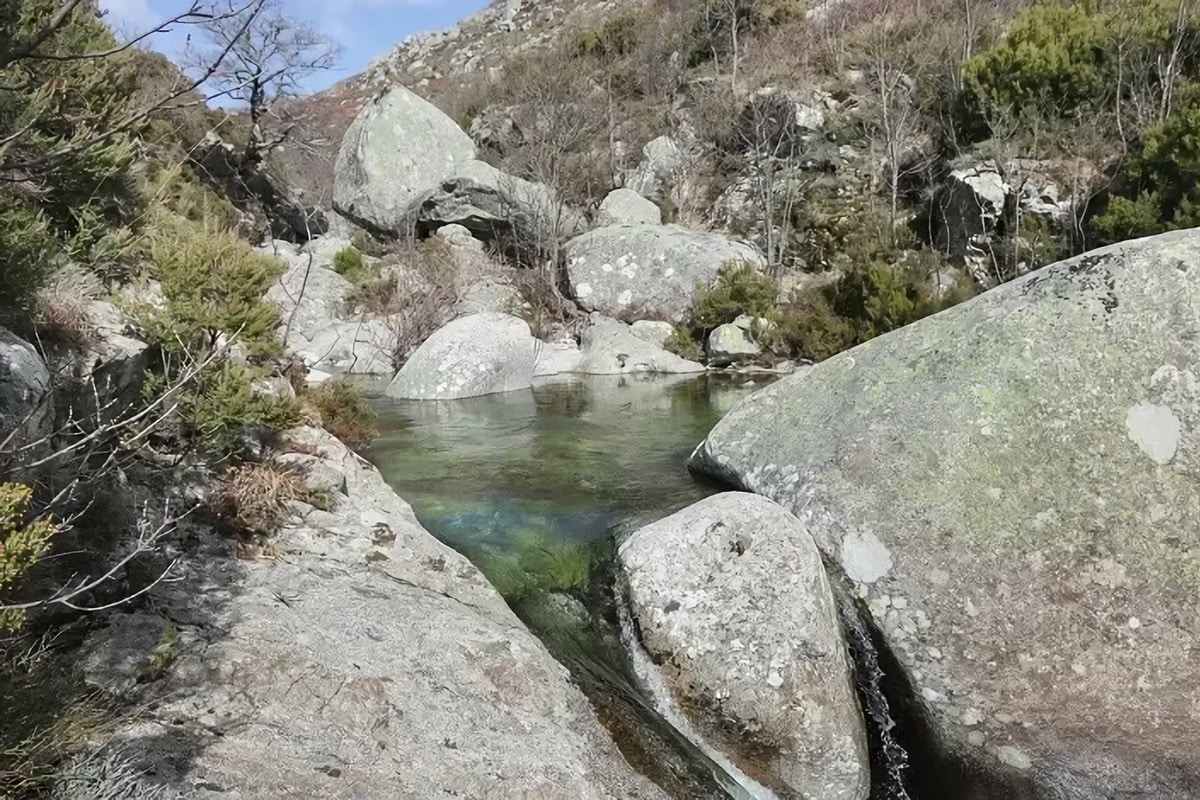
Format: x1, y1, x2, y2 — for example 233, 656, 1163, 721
0, 482, 59, 631
1093, 98, 1200, 243
1093, 192, 1167, 243
331, 246, 367, 281
141, 215, 285, 358
0, 1, 143, 313
574, 11, 644, 59
160, 361, 300, 458
770, 292, 856, 362
692, 261, 779, 329
960, 0, 1200, 138
665, 327, 704, 361
963, 1, 1109, 123
301, 381, 378, 449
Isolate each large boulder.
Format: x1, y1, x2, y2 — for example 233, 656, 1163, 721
690, 229, 1200, 798
407, 159, 585, 250
565, 225, 765, 323
619, 492, 870, 800
78, 426, 666, 799
333, 86, 476, 235
386, 312, 536, 400
577, 316, 704, 375
0, 328, 52, 464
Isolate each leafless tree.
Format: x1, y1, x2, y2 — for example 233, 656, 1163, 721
185, 0, 342, 172
736, 91, 815, 271
861, 15, 931, 244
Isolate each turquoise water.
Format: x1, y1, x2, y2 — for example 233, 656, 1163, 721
365, 372, 775, 797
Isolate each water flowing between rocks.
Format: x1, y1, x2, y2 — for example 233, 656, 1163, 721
365, 373, 916, 799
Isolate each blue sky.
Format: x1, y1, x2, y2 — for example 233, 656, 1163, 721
98, 0, 490, 93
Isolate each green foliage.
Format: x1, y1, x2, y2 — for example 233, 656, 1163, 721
301, 380, 378, 450
963, 1, 1109, 122
0, 0, 143, 312
0, 483, 59, 630
665, 326, 704, 361
331, 246, 366, 281
157, 360, 300, 458
1094, 98, 1200, 243
692, 261, 778, 329
960, 0, 1200, 139
141, 215, 285, 358
1093, 192, 1167, 243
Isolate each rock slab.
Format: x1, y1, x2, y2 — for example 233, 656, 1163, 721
689, 229, 1200, 798
79, 426, 666, 799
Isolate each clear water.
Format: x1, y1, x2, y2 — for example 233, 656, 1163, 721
365, 372, 777, 797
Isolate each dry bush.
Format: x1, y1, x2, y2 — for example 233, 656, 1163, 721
346, 237, 463, 368
207, 462, 308, 536
739, 18, 822, 87
0, 637, 111, 797
32, 266, 102, 349
300, 381, 377, 450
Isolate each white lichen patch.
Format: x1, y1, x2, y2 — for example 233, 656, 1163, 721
996, 745, 1033, 770
840, 530, 893, 584
1124, 402, 1181, 465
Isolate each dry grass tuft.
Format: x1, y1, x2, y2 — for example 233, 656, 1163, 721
300, 381, 378, 450
206, 462, 308, 536
33, 266, 103, 350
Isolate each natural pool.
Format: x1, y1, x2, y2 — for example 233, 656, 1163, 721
365, 372, 777, 798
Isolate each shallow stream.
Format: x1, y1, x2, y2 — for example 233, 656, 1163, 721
365, 373, 902, 798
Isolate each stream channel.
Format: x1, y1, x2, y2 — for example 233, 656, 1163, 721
364, 372, 913, 799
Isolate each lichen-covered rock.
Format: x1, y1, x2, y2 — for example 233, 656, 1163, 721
706, 316, 768, 366
619, 492, 869, 800
79, 426, 666, 799
565, 225, 765, 323
629, 320, 675, 349
625, 135, 688, 204
577, 316, 704, 375
386, 312, 536, 399
690, 229, 1200, 799
333, 86, 476, 235
596, 188, 662, 227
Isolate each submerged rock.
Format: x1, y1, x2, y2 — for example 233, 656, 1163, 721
690, 229, 1200, 798
619, 492, 869, 800
387, 312, 536, 399
79, 426, 666, 798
